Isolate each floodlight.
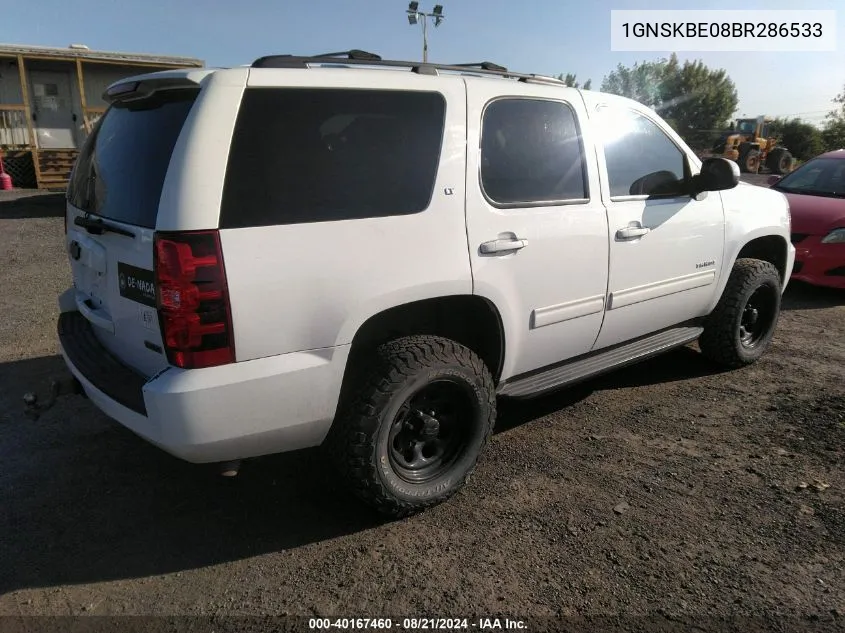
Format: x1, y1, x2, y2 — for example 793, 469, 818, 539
405, 3, 445, 62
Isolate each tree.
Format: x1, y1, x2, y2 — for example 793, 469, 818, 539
555, 73, 592, 89
600, 58, 670, 108
822, 84, 845, 151
659, 57, 738, 148
822, 119, 845, 151
600, 54, 738, 150
828, 84, 845, 121
769, 118, 823, 161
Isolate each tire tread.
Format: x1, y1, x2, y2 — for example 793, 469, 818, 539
327, 335, 496, 518
699, 258, 781, 368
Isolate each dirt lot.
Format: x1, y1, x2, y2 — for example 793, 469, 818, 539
0, 185, 843, 630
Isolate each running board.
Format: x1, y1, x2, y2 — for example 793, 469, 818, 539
497, 326, 704, 398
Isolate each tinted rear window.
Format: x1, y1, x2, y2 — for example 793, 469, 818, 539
219, 88, 446, 228
480, 98, 588, 205
67, 89, 198, 228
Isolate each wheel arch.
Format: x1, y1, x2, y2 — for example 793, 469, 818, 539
708, 231, 790, 314
735, 235, 789, 282
336, 295, 507, 410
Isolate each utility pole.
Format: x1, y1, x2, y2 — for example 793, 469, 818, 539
406, 2, 445, 63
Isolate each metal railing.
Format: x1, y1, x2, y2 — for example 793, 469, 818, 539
0, 105, 31, 148
83, 106, 107, 133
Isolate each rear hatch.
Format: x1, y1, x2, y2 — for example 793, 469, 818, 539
66, 83, 200, 377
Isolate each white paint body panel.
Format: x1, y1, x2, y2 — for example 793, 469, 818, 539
464, 79, 610, 381
157, 68, 248, 232
65, 209, 165, 377
223, 70, 471, 359
58, 66, 794, 464
579, 91, 726, 349
61, 335, 350, 463
711, 181, 795, 308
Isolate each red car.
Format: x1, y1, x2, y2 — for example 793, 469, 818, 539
770, 150, 845, 289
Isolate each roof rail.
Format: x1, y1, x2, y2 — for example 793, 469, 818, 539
252, 49, 384, 69
315, 49, 382, 61
249, 52, 568, 86
449, 61, 508, 72
518, 74, 568, 87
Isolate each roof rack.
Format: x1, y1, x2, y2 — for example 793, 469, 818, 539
315, 49, 383, 61
250, 51, 567, 86
449, 61, 508, 72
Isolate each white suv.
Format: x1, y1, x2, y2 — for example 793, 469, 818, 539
58, 51, 795, 516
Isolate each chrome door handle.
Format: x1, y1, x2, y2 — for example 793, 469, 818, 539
480, 238, 528, 254
616, 225, 651, 240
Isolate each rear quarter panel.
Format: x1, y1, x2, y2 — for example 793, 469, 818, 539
157, 68, 249, 232
217, 70, 472, 360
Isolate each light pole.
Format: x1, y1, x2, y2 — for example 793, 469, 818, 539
406, 2, 444, 63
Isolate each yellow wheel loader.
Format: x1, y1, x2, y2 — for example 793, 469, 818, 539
711, 116, 794, 175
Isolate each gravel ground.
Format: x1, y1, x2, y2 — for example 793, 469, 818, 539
0, 185, 843, 630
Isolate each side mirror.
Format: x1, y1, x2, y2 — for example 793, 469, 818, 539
628, 170, 682, 196
767, 174, 783, 186
691, 157, 739, 195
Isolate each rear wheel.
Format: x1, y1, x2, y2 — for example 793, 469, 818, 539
767, 148, 794, 175
699, 258, 782, 368
327, 335, 496, 518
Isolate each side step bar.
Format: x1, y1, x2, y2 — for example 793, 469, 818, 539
497, 325, 704, 399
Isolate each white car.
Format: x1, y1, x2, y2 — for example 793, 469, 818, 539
58, 51, 795, 516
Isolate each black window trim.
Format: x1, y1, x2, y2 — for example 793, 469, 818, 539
219, 86, 449, 228
595, 104, 695, 203
478, 95, 591, 210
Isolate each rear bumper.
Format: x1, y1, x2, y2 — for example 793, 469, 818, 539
57, 307, 350, 463
791, 237, 845, 290
58, 310, 149, 414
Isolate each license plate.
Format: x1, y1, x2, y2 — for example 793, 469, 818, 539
118, 263, 156, 307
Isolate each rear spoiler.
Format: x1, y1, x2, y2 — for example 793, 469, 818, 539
103, 70, 213, 104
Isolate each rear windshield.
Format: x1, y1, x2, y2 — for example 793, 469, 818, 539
220, 88, 446, 228
67, 89, 199, 228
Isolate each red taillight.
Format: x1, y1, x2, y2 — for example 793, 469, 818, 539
153, 230, 234, 369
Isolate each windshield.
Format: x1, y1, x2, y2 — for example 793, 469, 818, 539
67, 89, 199, 228
774, 157, 845, 198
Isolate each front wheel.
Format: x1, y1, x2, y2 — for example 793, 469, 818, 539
699, 258, 782, 368
327, 335, 496, 518
740, 149, 761, 173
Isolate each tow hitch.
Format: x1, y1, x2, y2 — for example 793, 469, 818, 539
218, 460, 241, 477
23, 376, 84, 420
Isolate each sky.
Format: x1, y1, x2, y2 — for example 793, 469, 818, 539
4, 0, 845, 125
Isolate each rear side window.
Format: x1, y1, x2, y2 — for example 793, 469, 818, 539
480, 98, 588, 206
67, 89, 198, 228
219, 88, 446, 228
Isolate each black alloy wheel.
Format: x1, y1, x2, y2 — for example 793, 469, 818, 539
387, 379, 474, 483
